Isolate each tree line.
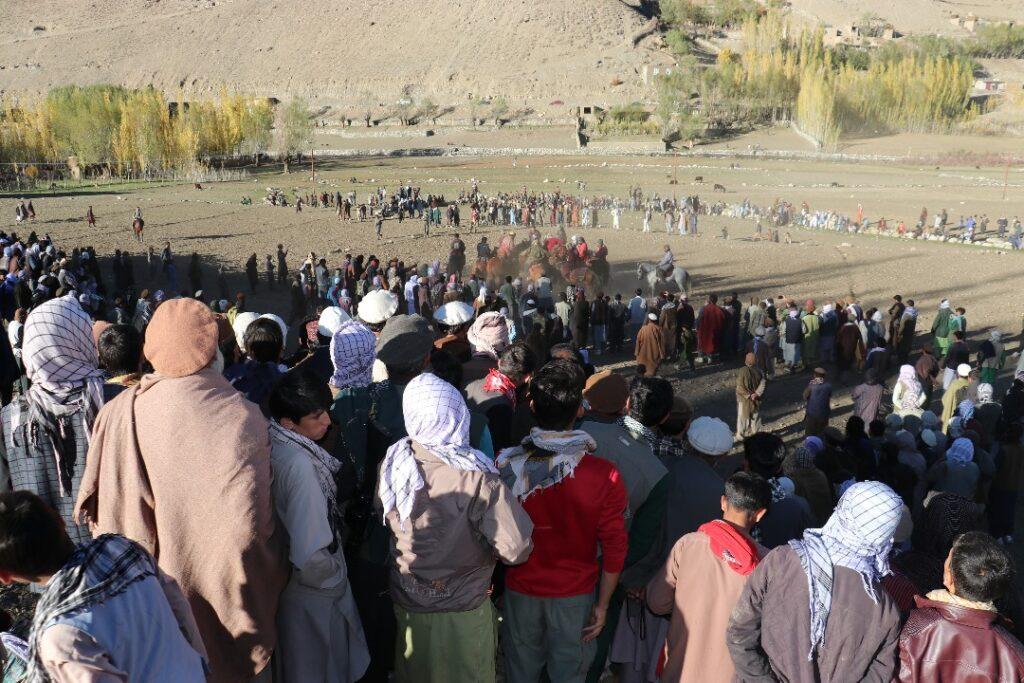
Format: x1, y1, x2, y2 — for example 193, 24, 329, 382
658, 7, 980, 150
0, 85, 313, 177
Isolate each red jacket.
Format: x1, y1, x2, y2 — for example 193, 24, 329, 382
506, 454, 628, 598
898, 595, 1024, 682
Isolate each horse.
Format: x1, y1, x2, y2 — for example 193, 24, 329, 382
713, 183, 726, 193
636, 262, 691, 297
132, 218, 144, 242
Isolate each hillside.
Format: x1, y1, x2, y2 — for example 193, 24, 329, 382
0, 0, 653, 112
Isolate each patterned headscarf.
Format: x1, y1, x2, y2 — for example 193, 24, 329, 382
329, 320, 376, 389
467, 311, 509, 359
269, 421, 343, 539
21, 295, 106, 494
789, 481, 903, 660
897, 365, 923, 411
958, 399, 975, 421
945, 437, 975, 467
378, 373, 496, 524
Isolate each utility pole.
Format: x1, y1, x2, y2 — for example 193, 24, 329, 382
1003, 154, 1011, 201
311, 147, 315, 186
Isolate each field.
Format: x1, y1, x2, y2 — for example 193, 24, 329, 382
6, 147, 1023, 436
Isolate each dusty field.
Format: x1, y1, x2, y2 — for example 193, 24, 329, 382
6, 152, 1023, 434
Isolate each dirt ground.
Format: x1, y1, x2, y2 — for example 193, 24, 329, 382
5, 151, 1022, 437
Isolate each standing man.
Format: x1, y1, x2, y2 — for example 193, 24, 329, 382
448, 233, 466, 278
276, 244, 289, 284
727, 482, 904, 683
931, 299, 952, 357
646, 472, 770, 683
736, 352, 766, 439
635, 313, 665, 376
378, 373, 534, 683
628, 289, 647, 342
697, 294, 726, 363
802, 367, 833, 436
498, 360, 628, 683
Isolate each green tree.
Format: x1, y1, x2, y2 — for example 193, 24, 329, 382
276, 97, 313, 161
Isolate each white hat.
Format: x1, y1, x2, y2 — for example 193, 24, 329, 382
647, 312, 658, 321
921, 410, 939, 428
921, 429, 938, 448
957, 363, 971, 378
358, 290, 399, 324
318, 306, 351, 338
259, 313, 288, 342
433, 301, 475, 326
686, 416, 733, 456
232, 311, 260, 352
884, 413, 903, 429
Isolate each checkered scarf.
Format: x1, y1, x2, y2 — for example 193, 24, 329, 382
21, 295, 106, 495
329, 319, 376, 389
269, 421, 343, 539
379, 373, 496, 524
497, 428, 596, 500
788, 481, 902, 660
28, 535, 156, 683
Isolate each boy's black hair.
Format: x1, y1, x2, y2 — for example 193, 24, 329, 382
529, 359, 585, 430
724, 471, 772, 513
950, 531, 1015, 604
268, 367, 331, 424
0, 491, 76, 579
628, 376, 673, 427
498, 342, 538, 385
97, 324, 142, 375
244, 318, 284, 363
743, 432, 786, 478
429, 349, 463, 388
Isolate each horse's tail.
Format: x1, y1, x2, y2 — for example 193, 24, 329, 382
683, 270, 692, 296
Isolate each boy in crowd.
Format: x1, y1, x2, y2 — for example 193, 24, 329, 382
0, 491, 206, 681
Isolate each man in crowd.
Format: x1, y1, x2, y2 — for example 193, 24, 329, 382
646, 472, 770, 683
76, 298, 288, 682
378, 372, 533, 683
498, 360, 628, 683
736, 352, 766, 439
634, 312, 665, 376
728, 481, 904, 682
464, 342, 537, 452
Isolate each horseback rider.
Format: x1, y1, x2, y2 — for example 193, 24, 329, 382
657, 244, 674, 278
476, 236, 491, 259
133, 207, 143, 224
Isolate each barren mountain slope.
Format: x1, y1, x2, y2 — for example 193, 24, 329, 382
0, 0, 652, 109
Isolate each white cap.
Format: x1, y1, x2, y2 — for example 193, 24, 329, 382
358, 290, 399, 324
647, 312, 658, 321
957, 363, 971, 378
686, 416, 733, 456
259, 313, 288, 343
232, 312, 260, 352
318, 306, 351, 338
433, 301, 475, 326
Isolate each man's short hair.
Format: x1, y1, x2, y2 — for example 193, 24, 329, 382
530, 359, 585, 430
429, 349, 463, 388
743, 432, 786, 478
97, 324, 142, 375
268, 367, 331, 424
950, 531, 1015, 604
628, 376, 673, 427
498, 342, 538, 384
953, 330, 965, 341
244, 318, 283, 363
0, 491, 75, 579
724, 472, 772, 514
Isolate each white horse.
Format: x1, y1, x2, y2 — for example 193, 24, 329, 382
637, 262, 691, 297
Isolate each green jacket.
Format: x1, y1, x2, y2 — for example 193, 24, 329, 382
931, 308, 951, 338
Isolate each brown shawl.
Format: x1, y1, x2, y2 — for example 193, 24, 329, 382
76, 369, 287, 682
635, 322, 665, 376
736, 364, 763, 413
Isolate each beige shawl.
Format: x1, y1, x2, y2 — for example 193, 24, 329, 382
76, 369, 287, 682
